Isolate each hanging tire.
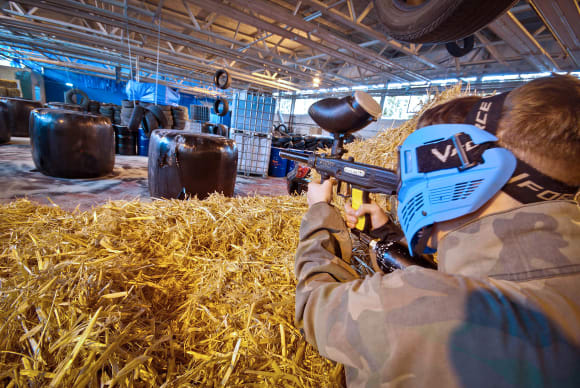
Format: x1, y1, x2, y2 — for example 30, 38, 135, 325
373, 0, 517, 43
446, 35, 475, 57
64, 88, 90, 109
214, 69, 231, 89
214, 98, 229, 117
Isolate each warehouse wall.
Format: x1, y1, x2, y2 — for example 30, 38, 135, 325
0, 66, 45, 101
43, 69, 126, 105
41, 70, 226, 124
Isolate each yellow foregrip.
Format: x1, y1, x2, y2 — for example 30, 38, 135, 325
352, 188, 366, 231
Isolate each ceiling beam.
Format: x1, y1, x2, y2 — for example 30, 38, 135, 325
186, 0, 385, 76
110, 0, 345, 84
0, 16, 302, 91
474, 31, 508, 67
1, 35, 212, 84
488, 11, 560, 72
300, 0, 441, 73
1, 8, 142, 46
356, 1, 373, 24
229, 0, 411, 82
529, 0, 580, 67
6, 0, 319, 86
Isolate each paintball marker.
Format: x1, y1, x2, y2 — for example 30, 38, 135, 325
280, 92, 436, 273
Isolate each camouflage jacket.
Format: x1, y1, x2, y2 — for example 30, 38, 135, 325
294, 200, 580, 388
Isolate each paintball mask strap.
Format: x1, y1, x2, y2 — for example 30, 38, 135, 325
415, 93, 509, 175
465, 92, 508, 135
503, 160, 579, 203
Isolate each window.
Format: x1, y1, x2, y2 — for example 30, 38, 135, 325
278, 98, 293, 115
293, 98, 318, 115
382, 94, 428, 119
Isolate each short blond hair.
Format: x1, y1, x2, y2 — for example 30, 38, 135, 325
497, 74, 580, 185
417, 96, 481, 129
417, 75, 580, 185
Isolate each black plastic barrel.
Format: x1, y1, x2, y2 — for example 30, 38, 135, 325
45, 102, 85, 111
268, 147, 288, 177
0, 102, 9, 144
137, 128, 149, 156
0, 97, 44, 137
112, 124, 120, 154
30, 109, 115, 178
148, 130, 238, 199
116, 125, 137, 155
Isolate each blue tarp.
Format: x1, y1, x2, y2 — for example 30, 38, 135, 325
42, 69, 126, 104
125, 80, 180, 105
14, 57, 229, 124
18, 61, 180, 106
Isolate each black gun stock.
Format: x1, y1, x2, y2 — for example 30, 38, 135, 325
279, 149, 399, 196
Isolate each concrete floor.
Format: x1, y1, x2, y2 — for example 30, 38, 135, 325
0, 137, 289, 211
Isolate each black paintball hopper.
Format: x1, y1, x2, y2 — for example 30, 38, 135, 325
308, 91, 381, 135
308, 91, 381, 157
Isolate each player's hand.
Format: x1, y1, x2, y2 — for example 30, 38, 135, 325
307, 178, 335, 207
345, 201, 389, 230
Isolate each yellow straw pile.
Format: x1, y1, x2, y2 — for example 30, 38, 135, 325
0, 196, 346, 387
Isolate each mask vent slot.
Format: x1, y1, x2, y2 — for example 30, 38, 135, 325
429, 179, 484, 204
401, 192, 424, 229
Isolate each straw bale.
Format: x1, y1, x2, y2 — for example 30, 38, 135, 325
0, 196, 343, 387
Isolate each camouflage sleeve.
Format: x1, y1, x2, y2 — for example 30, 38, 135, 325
294, 202, 580, 385
294, 202, 357, 345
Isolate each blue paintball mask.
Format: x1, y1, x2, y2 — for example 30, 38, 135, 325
397, 93, 579, 256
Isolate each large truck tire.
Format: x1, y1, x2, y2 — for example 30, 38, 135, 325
373, 0, 517, 43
